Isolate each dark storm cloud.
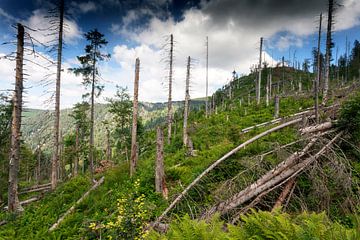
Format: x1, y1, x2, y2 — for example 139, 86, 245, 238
202, 0, 332, 27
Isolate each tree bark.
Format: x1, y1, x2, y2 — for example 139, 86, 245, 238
106, 127, 111, 161
205, 36, 209, 117
272, 178, 296, 210
315, 13, 322, 124
51, 0, 64, 190
130, 58, 140, 177
323, 0, 334, 104
8, 23, 24, 213
274, 95, 280, 119
257, 37, 263, 105
155, 127, 165, 198
183, 56, 191, 147
167, 34, 174, 144
203, 132, 341, 219
74, 124, 79, 176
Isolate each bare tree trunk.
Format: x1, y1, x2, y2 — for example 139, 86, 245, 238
8, 23, 24, 213
266, 73, 270, 106
269, 68, 272, 98
167, 34, 174, 144
315, 13, 323, 124
74, 125, 79, 176
155, 127, 165, 198
106, 127, 111, 162
183, 56, 191, 147
274, 95, 280, 119
51, 0, 64, 190
323, 0, 334, 104
257, 37, 263, 105
130, 58, 140, 177
205, 36, 209, 117
37, 145, 41, 184
272, 178, 296, 210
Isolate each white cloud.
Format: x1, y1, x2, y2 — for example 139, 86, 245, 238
71, 1, 97, 14
24, 9, 82, 46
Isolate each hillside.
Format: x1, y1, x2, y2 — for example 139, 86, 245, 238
2, 66, 360, 239
22, 100, 205, 151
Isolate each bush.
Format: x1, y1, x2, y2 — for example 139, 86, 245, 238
338, 91, 360, 143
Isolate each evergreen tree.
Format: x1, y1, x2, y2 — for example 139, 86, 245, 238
70, 29, 110, 180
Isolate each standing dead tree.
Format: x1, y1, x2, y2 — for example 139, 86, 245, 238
155, 127, 167, 199
183, 56, 191, 148
205, 36, 209, 117
315, 13, 323, 123
323, 0, 335, 104
167, 34, 174, 144
257, 37, 263, 105
8, 23, 25, 213
51, 0, 64, 190
130, 58, 140, 177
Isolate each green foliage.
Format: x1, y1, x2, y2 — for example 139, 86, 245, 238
338, 91, 360, 143
90, 179, 150, 239
149, 210, 360, 240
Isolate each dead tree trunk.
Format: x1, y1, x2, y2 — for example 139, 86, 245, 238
203, 132, 341, 218
167, 34, 174, 144
74, 124, 79, 176
155, 127, 166, 199
266, 73, 270, 106
106, 127, 111, 161
130, 58, 140, 177
323, 0, 334, 104
8, 23, 24, 213
274, 95, 280, 118
315, 13, 323, 123
272, 178, 296, 210
205, 36, 209, 117
36, 145, 41, 184
51, 0, 64, 190
183, 56, 191, 147
257, 37, 263, 105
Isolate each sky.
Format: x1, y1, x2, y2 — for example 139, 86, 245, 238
0, 0, 360, 109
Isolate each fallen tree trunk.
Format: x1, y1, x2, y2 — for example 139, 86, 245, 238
19, 185, 51, 195
272, 178, 296, 211
3, 196, 40, 210
49, 176, 105, 231
203, 132, 342, 219
156, 117, 304, 223
300, 122, 332, 135
21, 183, 51, 192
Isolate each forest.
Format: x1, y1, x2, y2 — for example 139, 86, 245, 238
1, 0, 360, 239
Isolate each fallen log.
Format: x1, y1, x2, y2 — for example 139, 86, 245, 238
3, 196, 39, 210
21, 183, 51, 192
19, 185, 51, 195
156, 117, 304, 223
300, 122, 333, 135
203, 132, 342, 219
272, 178, 296, 211
49, 176, 105, 231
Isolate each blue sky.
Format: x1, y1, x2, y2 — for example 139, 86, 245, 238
0, 0, 360, 109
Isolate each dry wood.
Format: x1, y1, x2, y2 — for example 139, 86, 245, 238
167, 34, 174, 144
183, 56, 191, 147
274, 95, 280, 118
51, 0, 64, 190
49, 176, 105, 231
205, 36, 209, 117
21, 182, 51, 191
156, 117, 304, 223
8, 23, 24, 213
19, 185, 51, 195
272, 178, 296, 210
130, 58, 140, 177
203, 132, 342, 218
257, 37, 263, 105
155, 127, 165, 196
323, 0, 334, 104
4, 196, 39, 210
315, 13, 322, 123
300, 122, 332, 135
